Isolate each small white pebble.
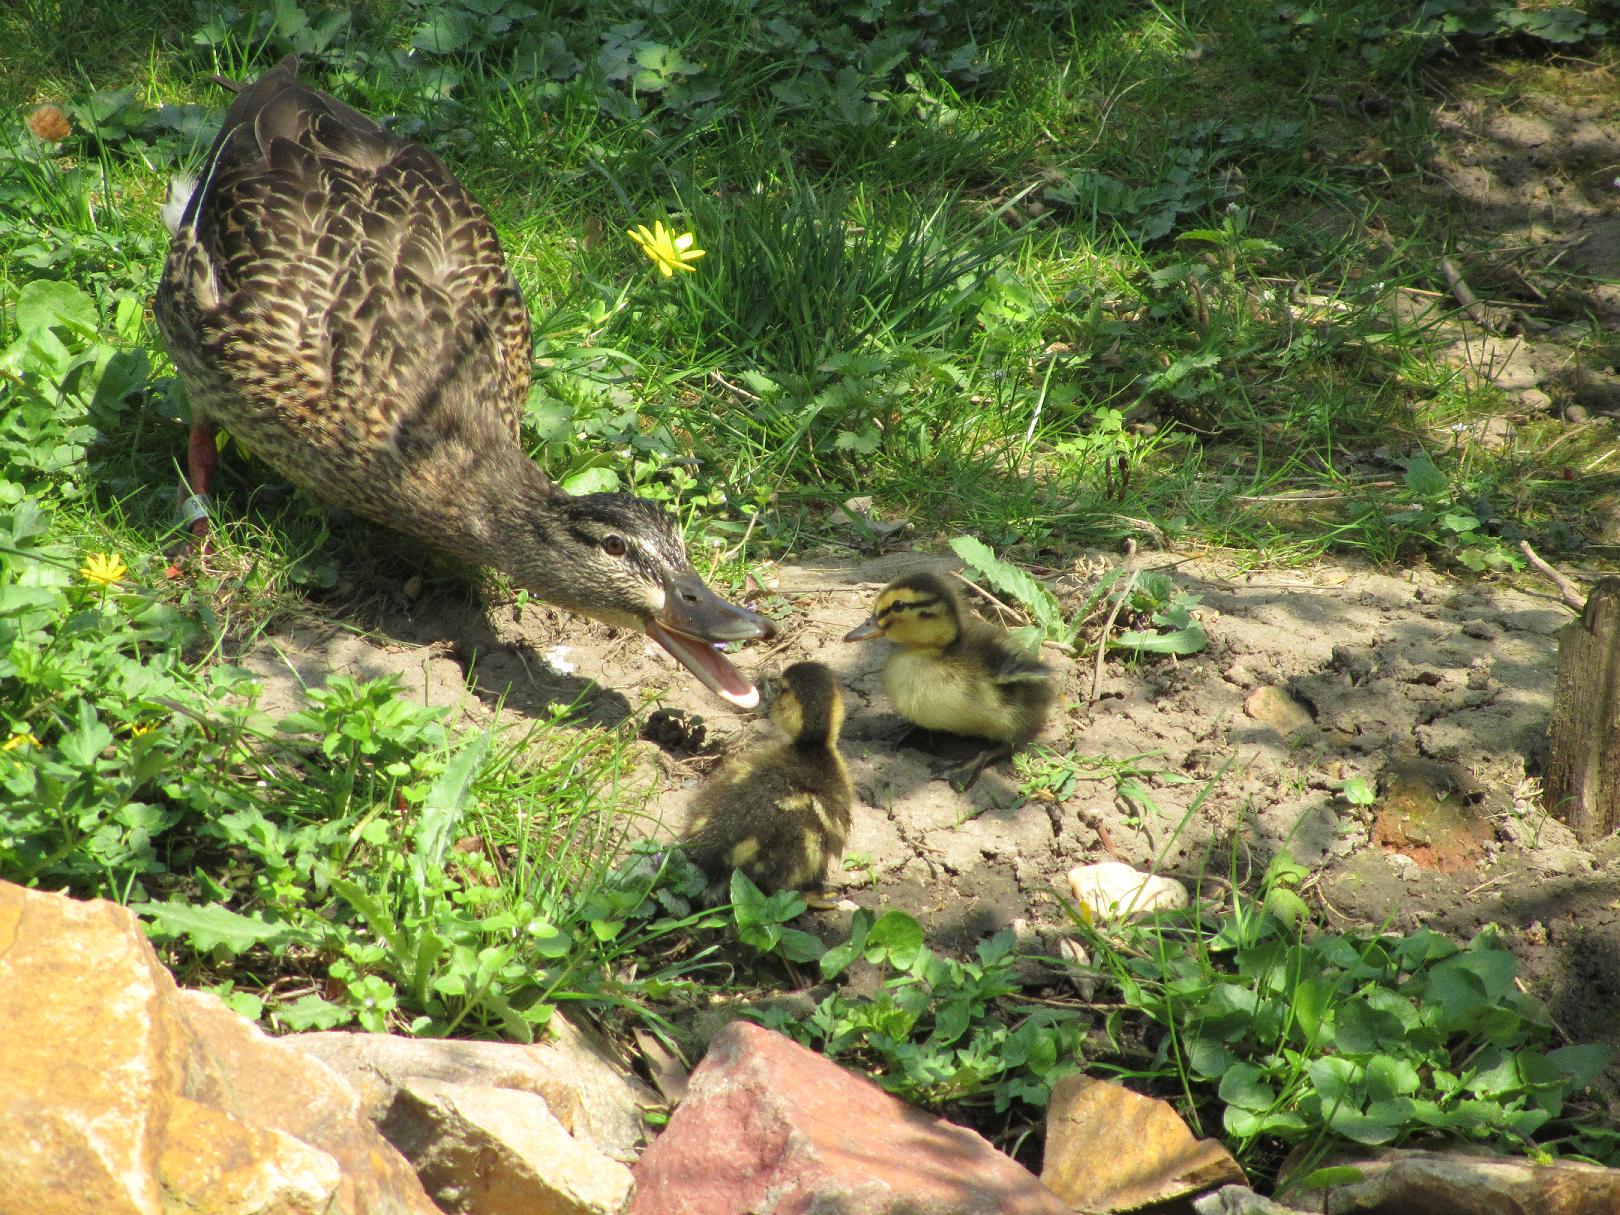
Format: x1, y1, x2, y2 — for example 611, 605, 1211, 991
1068, 862, 1189, 923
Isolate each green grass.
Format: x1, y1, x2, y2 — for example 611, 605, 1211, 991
4, 0, 1620, 1186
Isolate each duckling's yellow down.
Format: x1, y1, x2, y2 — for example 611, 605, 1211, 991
845, 571, 1053, 779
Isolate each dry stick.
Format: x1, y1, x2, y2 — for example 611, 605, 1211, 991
1520, 539, 1587, 613
709, 369, 762, 403
951, 571, 1078, 656
1439, 255, 1496, 334
1090, 568, 1140, 703
950, 570, 1026, 624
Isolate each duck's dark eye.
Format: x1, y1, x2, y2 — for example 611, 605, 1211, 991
602, 534, 627, 557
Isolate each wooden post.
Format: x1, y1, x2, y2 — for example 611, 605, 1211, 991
1544, 578, 1620, 841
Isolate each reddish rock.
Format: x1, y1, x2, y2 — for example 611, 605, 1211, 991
1371, 761, 1492, 873
627, 1020, 1067, 1215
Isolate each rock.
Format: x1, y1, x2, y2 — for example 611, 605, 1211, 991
1068, 861, 1190, 923
1041, 1074, 1245, 1211
1057, 936, 1095, 1001
1194, 1185, 1312, 1214
0, 879, 440, 1215
293, 1016, 656, 1163
1516, 387, 1553, 413
1244, 685, 1316, 734
627, 1020, 1068, 1215
380, 1079, 633, 1215
1284, 1148, 1620, 1214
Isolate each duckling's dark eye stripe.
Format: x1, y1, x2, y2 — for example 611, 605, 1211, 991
877, 594, 942, 622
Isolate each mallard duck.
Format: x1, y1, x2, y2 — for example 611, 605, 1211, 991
844, 570, 1052, 787
681, 662, 854, 899
155, 56, 773, 706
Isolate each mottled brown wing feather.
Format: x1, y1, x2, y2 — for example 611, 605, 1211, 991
157, 58, 530, 513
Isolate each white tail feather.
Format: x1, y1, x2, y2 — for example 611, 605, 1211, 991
161, 173, 197, 235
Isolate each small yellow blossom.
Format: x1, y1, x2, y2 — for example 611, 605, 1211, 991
79, 551, 128, 588
3, 732, 41, 752
627, 220, 706, 277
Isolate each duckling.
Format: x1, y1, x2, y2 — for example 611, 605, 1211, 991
155, 56, 773, 706
681, 662, 854, 900
844, 570, 1052, 788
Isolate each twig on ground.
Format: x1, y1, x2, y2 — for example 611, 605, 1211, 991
1090, 566, 1140, 704
709, 369, 762, 403
951, 570, 1027, 625
1520, 540, 1586, 613
1440, 256, 1496, 333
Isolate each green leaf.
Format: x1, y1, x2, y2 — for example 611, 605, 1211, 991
1112, 619, 1207, 655
1218, 1061, 1276, 1111
15, 280, 97, 341
1340, 776, 1376, 805
412, 11, 470, 52
1186, 1035, 1235, 1079
1265, 887, 1310, 928
1402, 452, 1448, 499
1293, 1166, 1367, 1190
821, 909, 872, 978
276, 993, 352, 1030
776, 927, 825, 963
1365, 1055, 1420, 1099
415, 734, 489, 869
136, 901, 296, 955
864, 910, 924, 969
560, 466, 620, 494
58, 702, 113, 768
1290, 975, 1332, 1041
1548, 1043, 1614, 1088
948, 536, 1067, 641
330, 876, 409, 961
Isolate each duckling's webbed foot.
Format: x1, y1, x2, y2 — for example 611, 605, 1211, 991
887, 723, 922, 748
936, 743, 1012, 792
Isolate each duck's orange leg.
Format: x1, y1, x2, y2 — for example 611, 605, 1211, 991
184, 422, 216, 538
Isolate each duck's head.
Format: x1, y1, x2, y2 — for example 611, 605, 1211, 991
511, 492, 776, 708
843, 571, 962, 650
766, 661, 846, 748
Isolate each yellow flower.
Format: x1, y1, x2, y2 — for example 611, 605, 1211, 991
627, 220, 706, 277
79, 551, 128, 588
3, 732, 41, 752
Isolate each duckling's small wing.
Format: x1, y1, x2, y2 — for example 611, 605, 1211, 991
966, 627, 1050, 682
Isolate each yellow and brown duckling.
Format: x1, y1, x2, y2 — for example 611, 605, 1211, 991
680, 662, 854, 900
155, 56, 772, 706
844, 570, 1052, 788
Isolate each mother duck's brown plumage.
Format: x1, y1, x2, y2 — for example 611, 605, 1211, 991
157, 56, 773, 706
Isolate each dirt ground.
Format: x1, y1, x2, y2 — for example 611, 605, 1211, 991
235, 68, 1620, 1065
239, 542, 1620, 1059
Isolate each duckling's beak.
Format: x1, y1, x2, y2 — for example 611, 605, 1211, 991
844, 617, 882, 642
647, 572, 777, 710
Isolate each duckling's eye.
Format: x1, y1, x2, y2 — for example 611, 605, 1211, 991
601, 534, 627, 557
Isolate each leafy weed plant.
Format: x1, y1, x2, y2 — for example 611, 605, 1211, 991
1074, 858, 1620, 1181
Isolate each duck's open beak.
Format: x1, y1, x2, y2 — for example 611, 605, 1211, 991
646, 572, 777, 709
843, 617, 882, 642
